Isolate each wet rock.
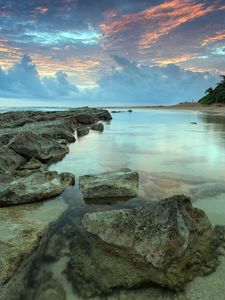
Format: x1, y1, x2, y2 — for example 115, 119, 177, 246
0, 133, 15, 146
75, 113, 94, 124
0, 147, 26, 174
0, 197, 68, 300
128, 109, 133, 112
0, 171, 75, 206
43, 234, 66, 262
79, 168, 139, 200
91, 122, 104, 131
111, 110, 124, 113
37, 126, 76, 143
9, 131, 69, 163
67, 195, 221, 297
33, 279, 66, 300
77, 126, 89, 137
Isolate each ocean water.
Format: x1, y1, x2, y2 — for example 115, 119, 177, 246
51, 108, 225, 226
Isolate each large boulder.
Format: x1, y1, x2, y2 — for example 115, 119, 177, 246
79, 168, 139, 200
0, 197, 68, 300
9, 131, 69, 163
0, 171, 75, 206
0, 147, 26, 174
67, 195, 222, 297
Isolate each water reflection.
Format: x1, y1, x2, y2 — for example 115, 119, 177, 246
34, 108, 225, 299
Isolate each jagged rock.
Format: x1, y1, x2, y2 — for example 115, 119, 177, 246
0, 198, 68, 300
79, 168, 139, 200
9, 131, 69, 163
0, 147, 26, 174
67, 195, 221, 297
36, 126, 76, 143
0, 171, 75, 206
18, 158, 44, 171
91, 122, 104, 131
77, 126, 89, 137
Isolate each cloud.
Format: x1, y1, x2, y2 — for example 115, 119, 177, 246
101, 0, 220, 49
0, 54, 220, 105
0, 54, 78, 99
94, 55, 219, 105
201, 30, 225, 46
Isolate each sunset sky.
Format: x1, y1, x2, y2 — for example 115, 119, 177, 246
0, 0, 225, 105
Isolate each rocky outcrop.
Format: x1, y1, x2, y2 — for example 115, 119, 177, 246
79, 168, 139, 201
0, 197, 68, 300
9, 132, 69, 163
0, 171, 75, 206
0, 147, 26, 174
67, 195, 222, 297
91, 122, 104, 131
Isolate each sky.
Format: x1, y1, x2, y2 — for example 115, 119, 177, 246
0, 0, 224, 106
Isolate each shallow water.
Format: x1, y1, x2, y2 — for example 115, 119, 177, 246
22, 108, 225, 300
51, 109, 225, 226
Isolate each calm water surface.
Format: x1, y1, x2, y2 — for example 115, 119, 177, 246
50, 109, 225, 225
28, 108, 225, 300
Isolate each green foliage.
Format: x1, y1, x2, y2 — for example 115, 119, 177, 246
198, 75, 225, 104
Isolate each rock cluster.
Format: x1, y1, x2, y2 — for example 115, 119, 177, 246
0, 107, 112, 299
67, 195, 223, 297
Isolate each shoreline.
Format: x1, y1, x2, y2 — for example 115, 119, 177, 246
103, 103, 225, 115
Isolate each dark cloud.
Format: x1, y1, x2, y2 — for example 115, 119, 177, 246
94, 55, 219, 105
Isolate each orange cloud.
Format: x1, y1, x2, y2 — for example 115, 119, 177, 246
100, 0, 224, 49
153, 53, 193, 65
201, 30, 225, 46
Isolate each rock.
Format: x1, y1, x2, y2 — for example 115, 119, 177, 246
0, 171, 75, 206
128, 109, 133, 112
9, 131, 69, 163
75, 113, 94, 124
67, 195, 221, 297
0, 147, 26, 174
33, 279, 66, 300
18, 158, 44, 171
190, 122, 197, 124
77, 126, 89, 137
91, 122, 104, 131
111, 110, 124, 113
37, 126, 76, 143
0, 133, 15, 146
79, 168, 139, 201
0, 197, 68, 300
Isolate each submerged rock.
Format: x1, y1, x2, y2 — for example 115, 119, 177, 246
0, 197, 68, 300
79, 168, 139, 201
91, 122, 104, 131
0, 171, 75, 206
33, 279, 66, 300
67, 195, 221, 297
9, 131, 69, 163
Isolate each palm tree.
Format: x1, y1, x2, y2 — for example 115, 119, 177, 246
205, 87, 213, 95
